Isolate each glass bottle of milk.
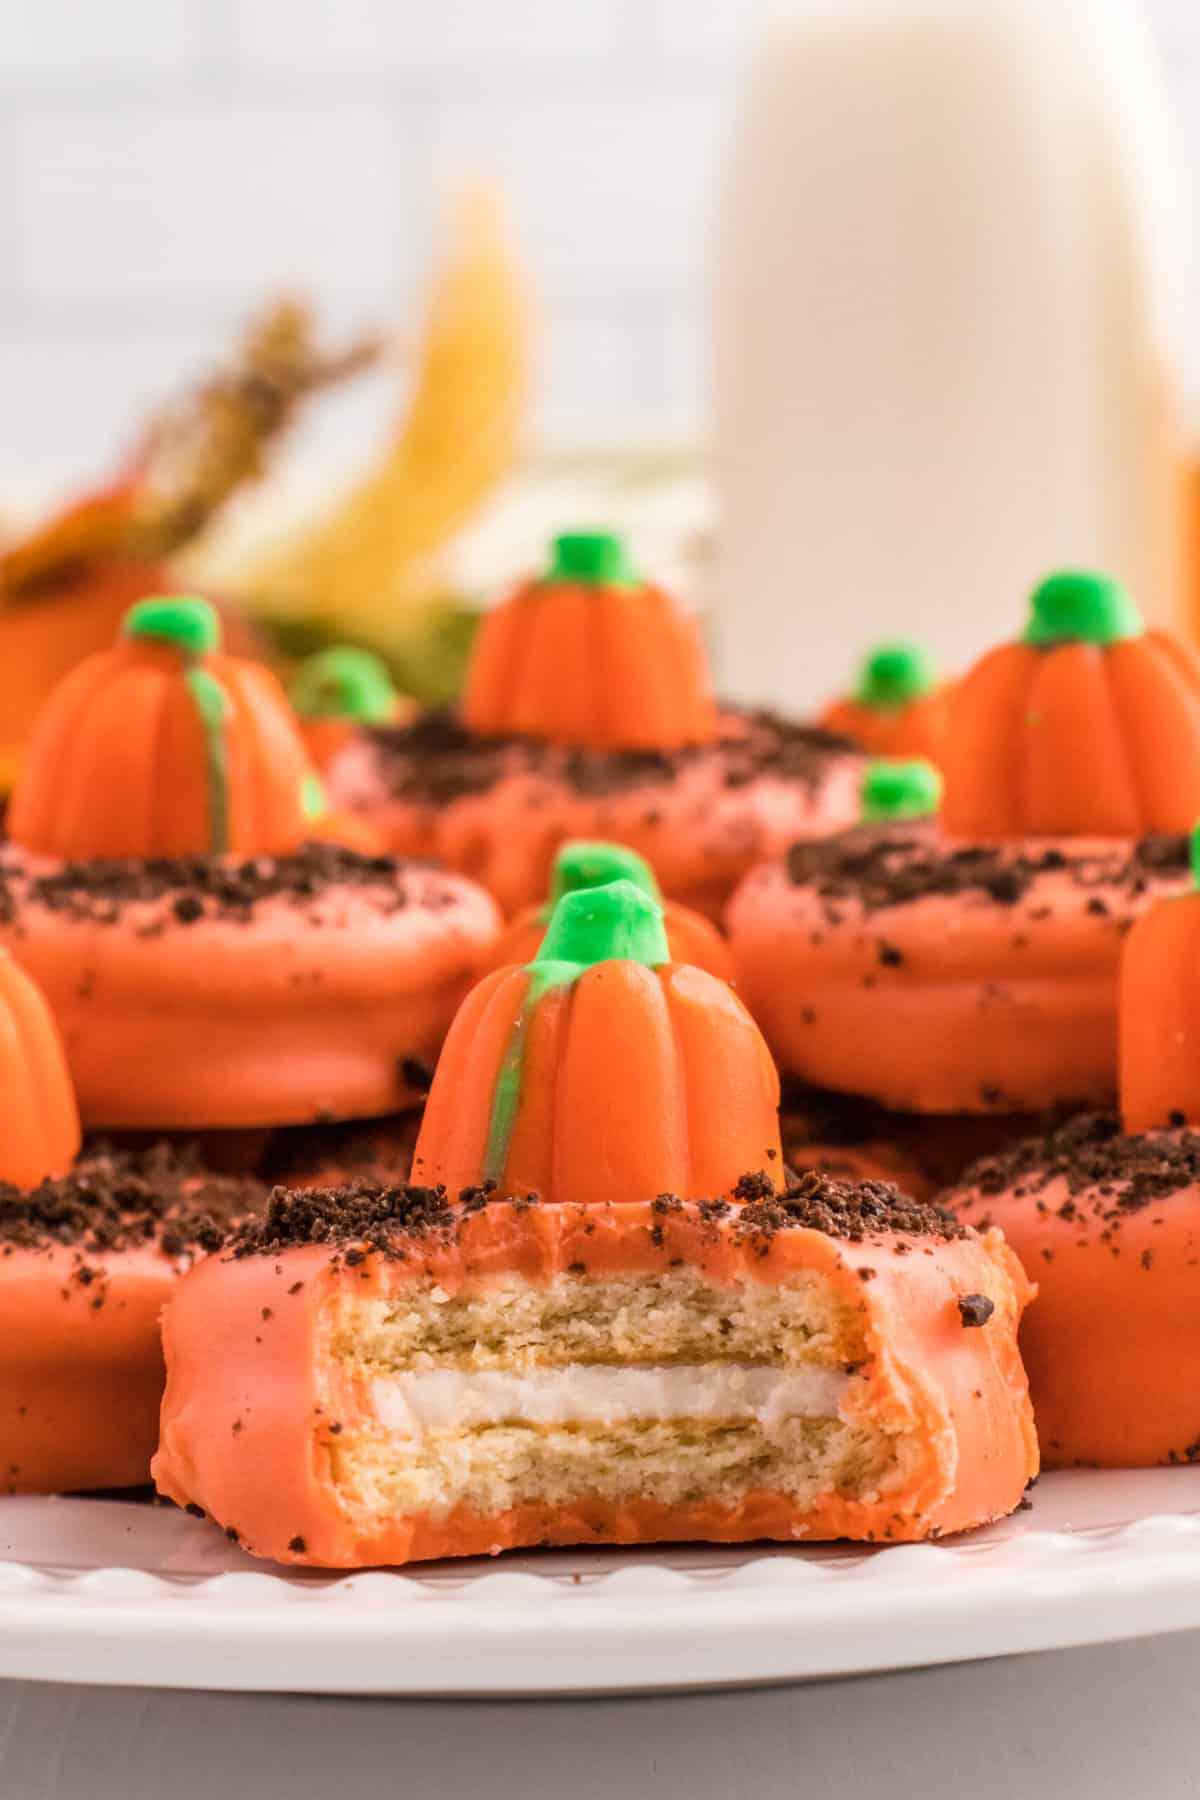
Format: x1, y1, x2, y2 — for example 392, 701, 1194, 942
713, 0, 1192, 711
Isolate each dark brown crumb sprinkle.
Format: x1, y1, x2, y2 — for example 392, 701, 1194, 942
784, 832, 1187, 914
0, 841, 464, 929
735, 1169, 966, 1245
949, 1111, 1200, 1216
732, 1170, 775, 1202
0, 1144, 263, 1256
223, 1167, 966, 1260
957, 1293, 995, 1328
358, 705, 856, 807
228, 1181, 458, 1257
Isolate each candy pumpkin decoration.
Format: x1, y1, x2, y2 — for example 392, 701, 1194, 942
460, 531, 718, 751
481, 841, 734, 979
412, 878, 782, 1205
1120, 822, 1200, 1131
821, 643, 952, 768
0, 950, 81, 1190
943, 570, 1200, 838
8, 595, 318, 862
859, 758, 943, 824
289, 645, 405, 771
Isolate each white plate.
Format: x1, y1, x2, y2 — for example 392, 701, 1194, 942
0, 1470, 1198, 1695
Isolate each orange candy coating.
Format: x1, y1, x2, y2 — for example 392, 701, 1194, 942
0, 949, 80, 1190
1, 1236, 202, 1493
152, 1196, 1037, 1566
1120, 834, 1200, 1132
9, 595, 315, 861
412, 881, 781, 1206
943, 571, 1200, 838
461, 532, 718, 752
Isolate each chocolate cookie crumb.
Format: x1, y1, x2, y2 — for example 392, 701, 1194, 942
957, 1293, 995, 1328
0, 1145, 263, 1257
357, 705, 856, 807
785, 832, 1187, 915
951, 1112, 1200, 1216
1, 842, 464, 930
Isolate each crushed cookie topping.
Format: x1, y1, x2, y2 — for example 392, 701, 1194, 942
0, 842, 467, 928
360, 706, 856, 806
784, 832, 1188, 914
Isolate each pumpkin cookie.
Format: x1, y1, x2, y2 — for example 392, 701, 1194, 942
325, 532, 862, 918
0, 952, 264, 1492
0, 1143, 266, 1494
820, 643, 952, 770
0, 596, 500, 1129
946, 1113, 1200, 1468
729, 831, 1191, 1114
153, 880, 1036, 1566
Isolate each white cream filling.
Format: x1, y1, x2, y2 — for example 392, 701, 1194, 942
371, 1364, 851, 1437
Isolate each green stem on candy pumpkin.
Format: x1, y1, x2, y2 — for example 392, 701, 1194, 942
860, 758, 943, 824
1023, 570, 1144, 647
124, 595, 230, 856
546, 530, 636, 588
537, 839, 661, 922
854, 642, 936, 711
482, 879, 671, 1186
289, 645, 397, 722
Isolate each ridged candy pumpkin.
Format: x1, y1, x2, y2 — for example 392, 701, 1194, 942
481, 840, 734, 979
1120, 823, 1200, 1131
859, 758, 943, 824
289, 644, 403, 772
943, 570, 1200, 837
8, 596, 318, 861
460, 531, 718, 751
0, 950, 81, 1189
821, 643, 952, 769
411, 878, 781, 1205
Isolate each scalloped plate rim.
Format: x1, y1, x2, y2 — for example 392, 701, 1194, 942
0, 1471, 1198, 1694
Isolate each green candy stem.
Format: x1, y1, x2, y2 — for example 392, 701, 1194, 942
539, 840, 661, 921
289, 646, 397, 722
1023, 570, 1144, 647
1191, 823, 1200, 891
547, 531, 635, 587
861, 758, 943, 823
185, 669, 231, 855
483, 879, 670, 1183
124, 596, 230, 857
537, 879, 670, 970
854, 642, 936, 710
124, 595, 222, 657
300, 772, 328, 822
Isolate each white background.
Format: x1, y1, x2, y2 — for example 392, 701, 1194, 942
0, 0, 1195, 478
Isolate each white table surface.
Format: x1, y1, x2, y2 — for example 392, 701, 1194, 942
1, 1628, 1196, 1800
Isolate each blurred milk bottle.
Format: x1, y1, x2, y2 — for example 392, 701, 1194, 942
713, 0, 1193, 709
